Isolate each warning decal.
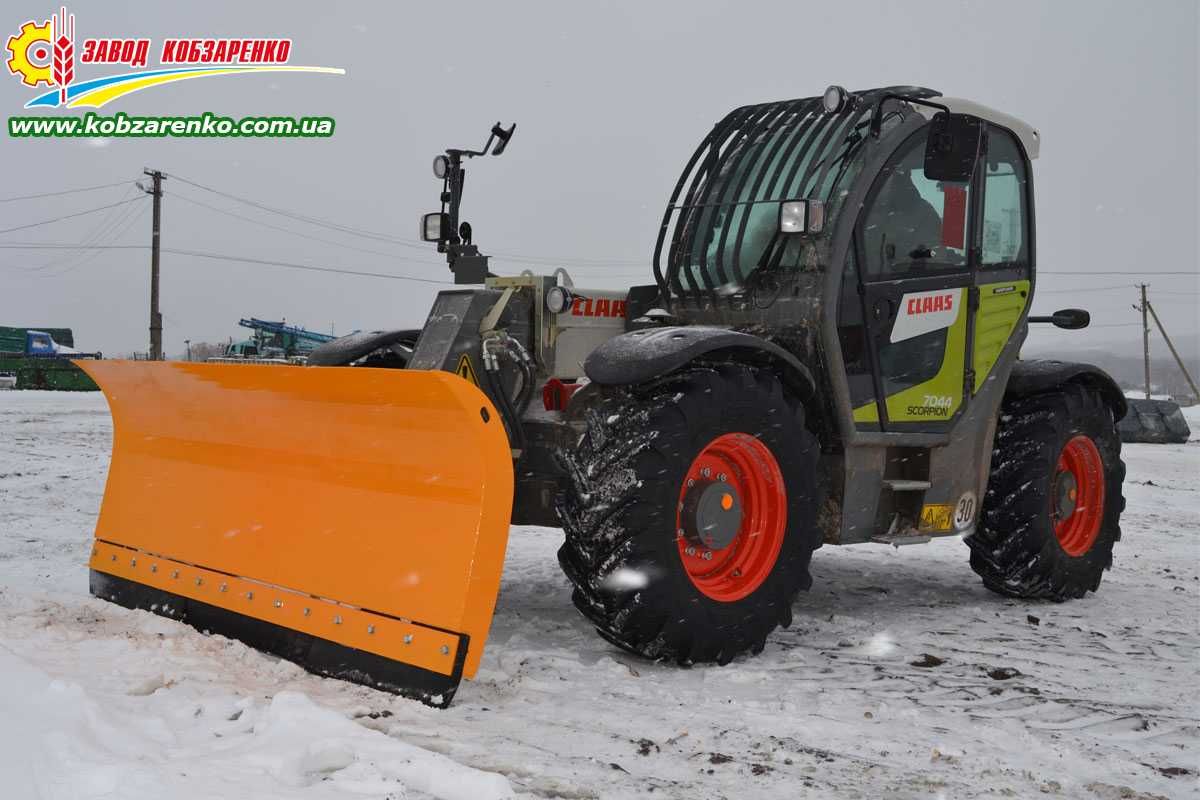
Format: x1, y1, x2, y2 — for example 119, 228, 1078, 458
455, 353, 479, 387
919, 504, 954, 532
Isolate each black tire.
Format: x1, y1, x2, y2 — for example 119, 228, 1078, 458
967, 383, 1125, 600
307, 329, 419, 367
556, 363, 820, 665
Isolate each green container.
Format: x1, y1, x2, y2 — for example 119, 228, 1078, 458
0, 356, 99, 391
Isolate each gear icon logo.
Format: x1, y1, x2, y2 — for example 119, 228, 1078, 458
7, 19, 53, 88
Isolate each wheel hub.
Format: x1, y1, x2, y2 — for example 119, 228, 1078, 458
675, 432, 787, 602
1052, 434, 1105, 557
681, 480, 743, 551
1053, 469, 1078, 520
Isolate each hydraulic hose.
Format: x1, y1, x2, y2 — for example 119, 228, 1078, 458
481, 332, 533, 457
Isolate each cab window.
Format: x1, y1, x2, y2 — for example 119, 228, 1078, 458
860, 131, 971, 279
981, 128, 1029, 266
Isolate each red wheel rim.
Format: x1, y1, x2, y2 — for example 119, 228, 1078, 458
675, 433, 787, 602
1052, 435, 1105, 557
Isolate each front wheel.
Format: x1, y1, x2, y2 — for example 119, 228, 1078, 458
967, 384, 1126, 599
556, 363, 820, 665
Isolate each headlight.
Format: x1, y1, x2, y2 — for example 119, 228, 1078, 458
779, 200, 825, 235
545, 285, 573, 315
432, 155, 449, 179
421, 212, 448, 241
779, 201, 808, 234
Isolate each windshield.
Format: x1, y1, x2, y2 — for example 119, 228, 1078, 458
657, 89, 921, 299
667, 101, 873, 296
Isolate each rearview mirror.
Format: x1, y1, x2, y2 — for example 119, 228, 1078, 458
924, 112, 982, 183
490, 122, 515, 156
1028, 308, 1090, 330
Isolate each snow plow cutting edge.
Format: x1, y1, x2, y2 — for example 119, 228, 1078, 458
78, 360, 513, 706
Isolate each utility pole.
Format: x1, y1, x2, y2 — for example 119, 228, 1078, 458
1139, 283, 1151, 399
142, 169, 166, 360
1145, 300, 1200, 402
184, 339, 192, 362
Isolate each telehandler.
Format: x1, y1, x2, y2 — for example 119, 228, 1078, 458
80, 85, 1127, 706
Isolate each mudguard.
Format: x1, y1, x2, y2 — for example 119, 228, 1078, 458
1005, 359, 1128, 420
306, 329, 421, 366
76, 360, 513, 707
584, 326, 815, 399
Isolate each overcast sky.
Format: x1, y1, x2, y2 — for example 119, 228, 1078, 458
1, 0, 1196, 359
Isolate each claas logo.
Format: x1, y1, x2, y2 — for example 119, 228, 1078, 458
905, 293, 955, 316
6, 7, 73, 105
571, 296, 627, 318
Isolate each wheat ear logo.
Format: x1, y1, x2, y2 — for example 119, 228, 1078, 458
52, 6, 73, 105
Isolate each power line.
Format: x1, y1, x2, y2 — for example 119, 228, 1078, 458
170, 191, 445, 268
0, 180, 129, 203
0, 197, 145, 236
162, 247, 453, 285
172, 191, 650, 275
1039, 270, 1196, 276
171, 173, 429, 249
171, 172, 648, 268
0, 243, 147, 250
1037, 284, 1134, 293
1, 233, 1196, 296
46, 204, 148, 278
24, 186, 143, 273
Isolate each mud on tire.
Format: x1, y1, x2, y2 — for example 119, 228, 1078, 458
967, 383, 1126, 600
555, 363, 820, 665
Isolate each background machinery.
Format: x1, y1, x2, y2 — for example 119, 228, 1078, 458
79, 86, 1128, 706
217, 317, 337, 361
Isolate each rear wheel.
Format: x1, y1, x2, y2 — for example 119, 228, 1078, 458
556, 363, 820, 664
967, 384, 1125, 599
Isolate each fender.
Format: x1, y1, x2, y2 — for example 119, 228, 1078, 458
583, 326, 815, 400
1005, 359, 1127, 420
307, 329, 421, 367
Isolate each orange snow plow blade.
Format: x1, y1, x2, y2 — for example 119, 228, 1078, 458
76, 360, 513, 707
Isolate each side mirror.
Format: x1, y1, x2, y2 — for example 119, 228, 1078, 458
924, 112, 982, 183
1029, 308, 1090, 330
490, 122, 515, 156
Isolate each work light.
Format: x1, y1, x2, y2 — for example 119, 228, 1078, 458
421, 212, 449, 241
822, 85, 850, 114
545, 285, 573, 314
433, 155, 449, 179
779, 200, 825, 235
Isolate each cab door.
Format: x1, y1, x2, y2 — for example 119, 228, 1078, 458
843, 128, 977, 431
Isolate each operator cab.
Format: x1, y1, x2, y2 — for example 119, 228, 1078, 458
838, 94, 1037, 434
653, 86, 1038, 441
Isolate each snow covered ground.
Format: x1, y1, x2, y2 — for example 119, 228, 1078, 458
0, 390, 1196, 799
